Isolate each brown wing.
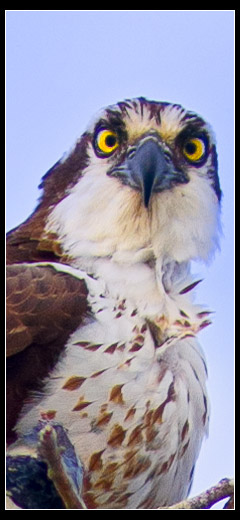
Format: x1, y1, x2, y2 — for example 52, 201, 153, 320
6, 263, 89, 442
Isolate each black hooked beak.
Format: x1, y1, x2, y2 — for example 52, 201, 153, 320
108, 138, 188, 208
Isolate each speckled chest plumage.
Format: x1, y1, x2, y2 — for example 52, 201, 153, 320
15, 263, 209, 509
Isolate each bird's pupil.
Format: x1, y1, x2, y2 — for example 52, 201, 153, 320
185, 141, 197, 155
106, 135, 116, 148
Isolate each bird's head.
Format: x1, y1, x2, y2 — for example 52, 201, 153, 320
36, 98, 222, 266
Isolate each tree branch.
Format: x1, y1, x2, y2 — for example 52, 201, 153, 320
37, 424, 87, 509
160, 478, 234, 509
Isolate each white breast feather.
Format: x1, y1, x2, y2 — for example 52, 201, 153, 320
13, 258, 210, 508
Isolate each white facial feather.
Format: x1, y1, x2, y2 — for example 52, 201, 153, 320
46, 158, 220, 264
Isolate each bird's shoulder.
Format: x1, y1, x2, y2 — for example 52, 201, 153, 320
6, 262, 89, 442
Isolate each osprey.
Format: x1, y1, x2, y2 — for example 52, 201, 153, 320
6, 97, 221, 509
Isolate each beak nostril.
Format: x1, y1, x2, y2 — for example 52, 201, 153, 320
127, 147, 137, 160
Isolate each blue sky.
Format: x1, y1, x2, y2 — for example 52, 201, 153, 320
6, 11, 234, 508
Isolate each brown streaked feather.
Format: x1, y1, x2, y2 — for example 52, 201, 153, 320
6, 205, 68, 265
6, 264, 89, 442
6, 132, 90, 265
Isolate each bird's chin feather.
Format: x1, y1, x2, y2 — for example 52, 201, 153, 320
45, 161, 221, 268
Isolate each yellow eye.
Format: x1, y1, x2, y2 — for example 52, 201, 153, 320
95, 129, 119, 156
182, 137, 206, 162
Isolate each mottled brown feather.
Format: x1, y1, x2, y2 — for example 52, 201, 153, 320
6, 264, 89, 442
